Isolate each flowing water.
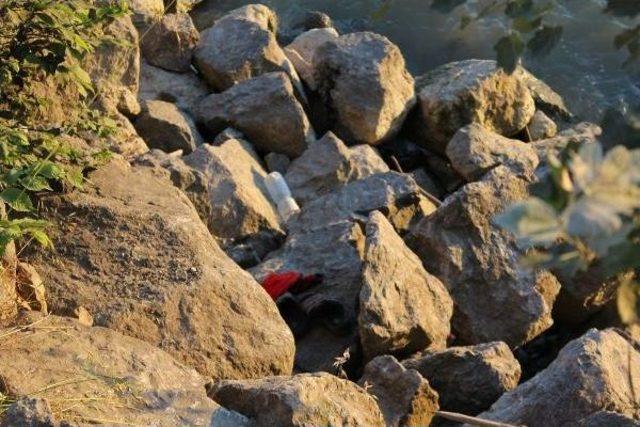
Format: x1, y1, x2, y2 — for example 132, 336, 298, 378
192, 0, 640, 124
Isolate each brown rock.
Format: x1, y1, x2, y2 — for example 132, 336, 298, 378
15, 262, 47, 314
141, 13, 199, 73
135, 100, 202, 154
285, 28, 339, 90
528, 110, 558, 140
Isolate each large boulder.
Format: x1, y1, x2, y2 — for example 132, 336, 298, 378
289, 171, 436, 235
359, 212, 453, 361
314, 32, 416, 145
183, 139, 285, 263
197, 72, 313, 158
404, 342, 521, 415
406, 166, 560, 347
285, 28, 339, 90
0, 315, 246, 426
194, 4, 294, 91
359, 355, 439, 427
414, 59, 535, 153
139, 61, 209, 115
209, 373, 385, 427
135, 100, 202, 154
477, 329, 640, 426
446, 123, 539, 181
141, 13, 199, 73
24, 158, 295, 381
284, 132, 389, 205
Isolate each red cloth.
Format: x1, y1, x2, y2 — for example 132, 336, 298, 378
261, 271, 302, 300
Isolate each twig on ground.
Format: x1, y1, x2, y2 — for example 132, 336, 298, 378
435, 411, 524, 427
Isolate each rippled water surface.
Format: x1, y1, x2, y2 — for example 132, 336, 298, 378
192, 0, 640, 123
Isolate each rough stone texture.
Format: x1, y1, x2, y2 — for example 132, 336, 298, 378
265, 152, 291, 174
477, 329, 640, 426
534, 122, 601, 159
197, 72, 313, 157
359, 212, 453, 360
1, 398, 58, 427
0, 204, 17, 327
284, 132, 389, 206
513, 66, 573, 121
139, 61, 209, 115
210, 373, 385, 427
141, 13, 199, 73
129, 0, 164, 31
415, 59, 535, 153
580, 411, 640, 427
15, 262, 47, 313
446, 123, 539, 181
289, 171, 436, 235
251, 221, 365, 372
165, 0, 202, 13
24, 158, 295, 381
285, 28, 339, 90
528, 110, 558, 140
404, 342, 521, 415
135, 100, 202, 154
0, 315, 244, 426
183, 139, 285, 261
194, 5, 291, 91
314, 32, 415, 145
409, 168, 444, 200
359, 355, 439, 427
406, 166, 560, 347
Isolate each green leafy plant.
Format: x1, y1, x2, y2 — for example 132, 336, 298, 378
0, 0, 127, 255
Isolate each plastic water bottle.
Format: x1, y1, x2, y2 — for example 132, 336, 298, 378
264, 172, 300, 222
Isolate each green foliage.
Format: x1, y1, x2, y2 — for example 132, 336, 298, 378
0, 0, 126, 255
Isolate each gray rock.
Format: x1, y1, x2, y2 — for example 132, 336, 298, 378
209, 373, 385, 427
194, 5, 290, 91
406, 166, 560, 347
580, 411, 640, 427
293, 11, 333, 32
25, 158, 295, 381
476, 329, 640, 426
415, 59, 535, 153
213, 127, 245, 145
139, 61, 209, 116
135, 100, 202, 154
404, 342, 521, 415
314, 32, 416, 145
289, 171, 436, 235
141, 13, 199, 72
284, 132, 389, 206
183, 139, 285, 261
264, 152, 291, 174
0, 315, 242, 426
197, 72, 313, 158
359, 212, 453, 360
409, 169, 444, 200
1, 397, 57, 427
513, 66, 573, 121
359, 355, 439, 427
285, 28, 339, 90
533, 122, 601, 159
528, 110, 558, 140
446, 123, 539, 181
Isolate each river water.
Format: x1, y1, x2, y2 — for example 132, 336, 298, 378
192, 0, 640, 124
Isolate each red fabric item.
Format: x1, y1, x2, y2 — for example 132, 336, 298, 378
261, 271, 302, 300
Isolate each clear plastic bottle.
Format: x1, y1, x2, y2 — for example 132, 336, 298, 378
264, 172, 301, 222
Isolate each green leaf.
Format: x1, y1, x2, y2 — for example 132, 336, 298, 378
512, 16, 542, 33
0, 188, 34, 212
495, 198, 562, 248
527, 25, 563, 57
494, 33, 524, 73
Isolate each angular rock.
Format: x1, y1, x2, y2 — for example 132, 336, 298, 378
25, 158, 295, 381
314, 32, 415, 145
533, 122, 601, 159
264, 152, 291, 174
0, 315, 243, 426
415, 59, 535, 153
528, 110, 557, 140
406, 166, 560, 347
285, 28, 339, 90
139, 61, 209, 115
183, 139, 285, 261
284, 132, 389, 206
194, 5, 291, 91
209, 373, 385, 427
446, 123, 539, 181
1, 398, 57, 427
251, 221, 365, 372
477, 329, 640, 426
359, 355, 439, 427
359, 212, 453, 360
404, 342, 521, 414
135, 100, 202, 154
129, 0, 164, 31
513, 66, 573, 121
197, 72, 313, 158
581, 411, 640, 427
141, 13, 199, 73
289, 171, 436, 235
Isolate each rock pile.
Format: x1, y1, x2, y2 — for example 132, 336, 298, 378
2, 3, 637, 426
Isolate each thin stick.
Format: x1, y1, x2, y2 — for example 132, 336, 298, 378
389, 155, 404, 173
435, 411, 524, 427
